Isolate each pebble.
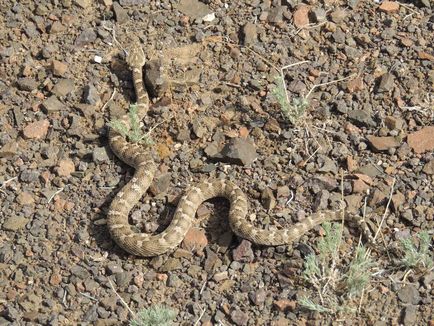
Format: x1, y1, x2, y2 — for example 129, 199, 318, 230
242, 22, 257, 45
367, 135, 401, 151
17, 78, 38, 92
232, 240, 254, 263
52, 79, 75, 97
57, 159, 75, 177
92, 147, 110, 163
176, 0, 211, 19
311, 8, 326, 22
397, 284, 420, 305
422, 160, 434, 175
347, 110, 376, 127
377, 73, 395, 92
407, 126, 434, 154
160, 258, 182, 272
83, 84, 100, 106
379, 1, 400, 13
42, 95, 66, 112
384, 116, 403, 130
51, 60, 68, 77
220, 138, 257, 166
0, 141, 19, 158
75, 28, 97, 47
231, 309, 248, 326
3, 216, 29, 231
23, 120, 50, 139
181, 227, 208, 253
16, 191, 34, 206
273, 299, 296, 312
113, 2, 127, 24
261, 188, 276, 211
293, 5, 310, 28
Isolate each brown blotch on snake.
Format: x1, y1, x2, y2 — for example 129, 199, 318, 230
107, 42, 373, 257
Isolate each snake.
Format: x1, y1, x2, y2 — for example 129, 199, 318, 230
107, 42, 373, 257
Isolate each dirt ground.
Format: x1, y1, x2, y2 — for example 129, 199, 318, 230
0, 0, 433, 325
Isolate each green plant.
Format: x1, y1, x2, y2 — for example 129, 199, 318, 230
399, 231, 433, 270
300, 222, 375, 315
108, 104, 153, 145
272, 75, 309, 125
129, 305, 177, 326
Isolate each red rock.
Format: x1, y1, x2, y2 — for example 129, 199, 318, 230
57, 159, 75, 177
418, 51, 434, 61
239, 126, 249, 138
379, 1, 399, 13
352, 179, 369, 194
182, 227, 208, 253
367, 135, 401, 151
346, 156, 358, 172
23, 120, 49, 139
407, 126, 434, 154
293, 5, 310, 28
50, 273, 62, 286
51, 60, 68, 76
274, 299, 296, 312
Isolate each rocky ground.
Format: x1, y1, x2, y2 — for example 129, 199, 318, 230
0, 0, 433, 325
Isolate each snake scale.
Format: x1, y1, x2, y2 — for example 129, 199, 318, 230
107, 42, 372, 257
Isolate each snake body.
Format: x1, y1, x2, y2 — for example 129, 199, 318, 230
107, 43, 371, 257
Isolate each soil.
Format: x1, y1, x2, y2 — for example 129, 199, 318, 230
0, 0, 433, 325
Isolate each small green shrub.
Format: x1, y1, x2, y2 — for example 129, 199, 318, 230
400, 231, 433, 270
272, 75, 309, 125
108, 104, 153, 145
129, 305, 177, 326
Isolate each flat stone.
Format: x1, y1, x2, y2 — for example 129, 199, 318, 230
397, 284, 420, 305
379, 1, 400, 13
42, 95, 66, 112
23, 120, 50, 139
407, 126, 434, 154
17, 78, 38, 92
182, 227, 208, 253
377, 73, 395, 92
160, 258, 182, 272
274, 299, 296, 312
220, 138, 257, 166
0, 141, 19, 158
367, 135, 401, 151
52, 79, 75, 97
75, 0, 92, 9
57, 159, 75, 177
231, 309, 248, 326
422, 159, 434, 175
3, 216, 29, 231
83, 84, 100, 106
176, 0, 211, 19
92, 147, 110, 163
293, 5, 310, 28
113, 2, 128, 24
75, 28, 97, 47
51, 60, 68, 77
384, 116, 403, 130
16, 191, 35, 206
232, 240, 254, 263
242, 22, 257, 45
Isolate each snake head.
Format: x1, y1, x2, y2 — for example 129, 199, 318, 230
126, 42, 146, 68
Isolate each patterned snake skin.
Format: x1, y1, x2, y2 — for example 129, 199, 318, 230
107, 42, 372, 257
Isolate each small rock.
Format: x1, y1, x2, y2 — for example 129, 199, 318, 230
75, 28, 97, 47
17, 78, 38, 92
113, 2, 128, 23
367, 135, 401, 151
42, 95, 66, 112
407, 126, 434, 154
176, 0, 212, 19
402, 305, 417, 325
106, 263, 123, 275
220, 138, 257, 166
144, 59, 168, 97
377, 73, 395, 92
391, 191, 405, 212
51, 60, 68, 77
422, 160, 434, 175
379, 1, 400, 13
311, 8, 326, 22
16, 192, 34, 206
249, 288, 267, 306
75, 0, 92, 8
23, 120, 50, 139
160, 258, 182, 272
213, 271, 228, 282
267, 6, 284, 24
397, 284, 420, 305
92, 147, 110, 163
149, 173, 171, 196
231, 309, 248, 326
57, 159, 75, 177
0, 141, 19, 158
181, 227, 208, 253
348, 110, 376, 127
242, 22, 257, 45
330, 9, 346, 23
83, 84, 101, 106
52, 79, 75, 97
232, 240, 254, 263
261, 188, 276, 211
293, 5, 310, 28
3, 216, 28, 231
384, 116, 403, 130
274, 299, 296, 312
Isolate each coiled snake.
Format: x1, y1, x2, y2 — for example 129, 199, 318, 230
107, 42, 372, 257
